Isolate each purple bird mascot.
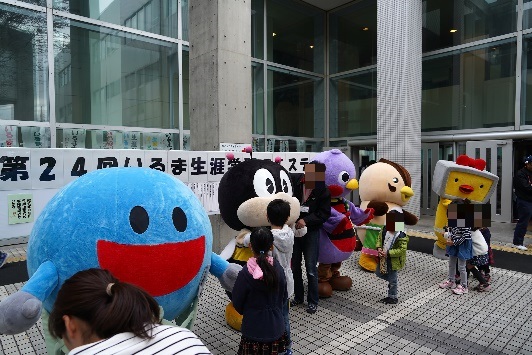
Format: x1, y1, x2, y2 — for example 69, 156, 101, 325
314, 149, 374, 298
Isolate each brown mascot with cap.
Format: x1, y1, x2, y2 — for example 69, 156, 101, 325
357, 159, 418, 271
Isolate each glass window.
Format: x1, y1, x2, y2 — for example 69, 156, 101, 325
422, 39, 516, 131
520, 35, 532, 125
0, 5, 48, 123
53, 0, 179, 38
267, 68, 324, 138
329, 69, 377, 137
16, 0, 46, 6
267, 0, 324, 73
422, 0, 517, 53
252, 62, 264, 134
182, 0, 189, 41
252, 0, 264, 59
182, 49, 190, 130
524, 0, 532, 30
265, 137, 321, 152
57, 128, 177, 149
54, 18, 180, 129
329, 1, 376, 74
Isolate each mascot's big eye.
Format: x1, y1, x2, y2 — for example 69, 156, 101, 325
392, 177, 399, 183
338, 171, 350, 184
254, 168, 276, 197
279, 170, 293, 196
455, 178, 459, 182
130, 206, 149, 234
172, 207, 187, 232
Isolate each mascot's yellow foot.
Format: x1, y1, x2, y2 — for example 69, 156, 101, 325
359, 254, 378, 272
318, 281, 333, 298
433, 243, 449, 260
330, 275, 352, 291
225, 302, 243, 331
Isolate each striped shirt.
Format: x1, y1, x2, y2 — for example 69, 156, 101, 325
69, 324, 212, 355
448, 226, 472, 246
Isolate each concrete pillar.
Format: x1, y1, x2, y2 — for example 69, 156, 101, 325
189, 0, 252, 151
376, 0, 422, 217
189, 0, 252, 252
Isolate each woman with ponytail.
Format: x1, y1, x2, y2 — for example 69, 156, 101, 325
232, 227, 288, 354
48, 268, 210, 354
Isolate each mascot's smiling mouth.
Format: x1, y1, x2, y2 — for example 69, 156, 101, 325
97, 236, 205, 297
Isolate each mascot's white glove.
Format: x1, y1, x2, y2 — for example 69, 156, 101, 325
0, 291, 42, 335
235, 229, 251, 247
219, 263, 243, 292
294, 226, 307, 238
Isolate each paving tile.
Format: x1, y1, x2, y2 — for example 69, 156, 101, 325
2, 248, 532, 354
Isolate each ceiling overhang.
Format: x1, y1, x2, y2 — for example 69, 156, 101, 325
301, 0, 354, 11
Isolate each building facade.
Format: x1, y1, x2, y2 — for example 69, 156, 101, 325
1, 0, 531, 223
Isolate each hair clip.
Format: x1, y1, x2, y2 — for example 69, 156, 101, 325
106, 283, 115, 296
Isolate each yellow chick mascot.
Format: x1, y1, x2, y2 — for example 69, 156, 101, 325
357, 159, 418, 271
432, 155, 499, 259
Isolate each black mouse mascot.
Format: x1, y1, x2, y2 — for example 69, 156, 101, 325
218, 152, 300, 330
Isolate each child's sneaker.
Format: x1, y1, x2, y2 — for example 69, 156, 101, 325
438, 280, 456, 289
452, 284, 468, 295
0, 252, 7, 269
473, 284, 491, 292
289, 299, 303, 307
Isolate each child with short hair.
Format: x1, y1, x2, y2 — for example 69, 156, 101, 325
375, 209, 409, 305
233, 227, 287, 354
267, 199, 295, 354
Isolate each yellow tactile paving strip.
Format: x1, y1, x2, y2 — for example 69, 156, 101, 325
406, 229, 532, 255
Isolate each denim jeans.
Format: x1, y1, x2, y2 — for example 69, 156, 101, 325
513, 198, 532, 245
375, 257, 398, 299
292, 228, 319, 306
283, 299, 291, 349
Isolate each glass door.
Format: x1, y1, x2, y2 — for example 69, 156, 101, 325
466, 140, 513, 222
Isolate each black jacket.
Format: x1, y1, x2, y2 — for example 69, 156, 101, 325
291, 173, 331, 231
232, 259, 287, 342
514, 167, 532, 202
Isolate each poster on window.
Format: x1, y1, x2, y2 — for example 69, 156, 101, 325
143, 133, 160, 150
0, 126, 18, 148
123, 132, 141, 150
161, 133, 173, 150
21, 127, 51, 148
279, 140, 289, 152
63, 129, 86, 149
266, 138, 276, 152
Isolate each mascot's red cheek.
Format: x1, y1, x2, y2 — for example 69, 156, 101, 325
97, 236, 205, 297
328, 185, 343, 197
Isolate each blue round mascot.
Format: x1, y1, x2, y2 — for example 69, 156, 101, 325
0, 168, 238, 354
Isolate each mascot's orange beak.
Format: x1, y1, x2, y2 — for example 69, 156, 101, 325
346, 178, 358, 190
459, 185, 474, 194
400, 186, 414, 202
